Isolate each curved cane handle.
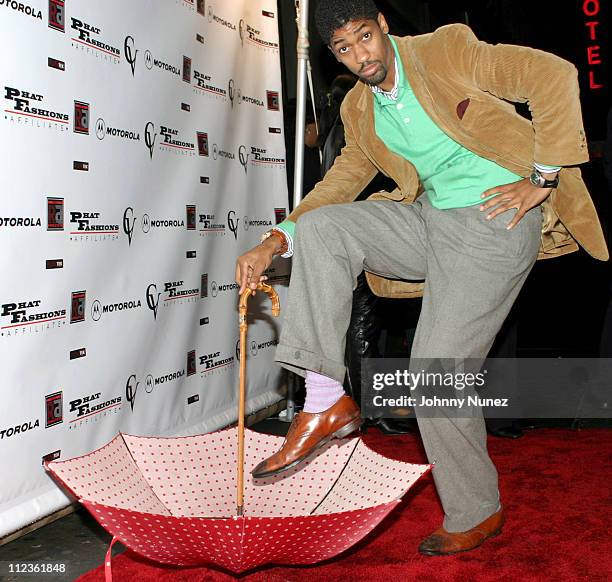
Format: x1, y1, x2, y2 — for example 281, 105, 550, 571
239, 282, 280, 317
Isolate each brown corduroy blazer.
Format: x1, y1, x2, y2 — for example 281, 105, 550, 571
287, 24, 608, 298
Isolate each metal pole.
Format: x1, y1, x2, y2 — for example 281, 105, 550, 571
292, 0, 309, 210
284, 0, 310, 422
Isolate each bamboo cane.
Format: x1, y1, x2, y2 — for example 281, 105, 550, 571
237, 283, 280, 516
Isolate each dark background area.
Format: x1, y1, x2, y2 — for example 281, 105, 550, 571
277, 0, 612, 359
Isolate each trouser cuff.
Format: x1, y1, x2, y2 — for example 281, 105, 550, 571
275, 343, 346, 384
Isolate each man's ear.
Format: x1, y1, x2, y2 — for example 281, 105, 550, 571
377, 13, 389, 34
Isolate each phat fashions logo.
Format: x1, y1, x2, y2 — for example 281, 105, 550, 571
178, 0, 196, 12
199, 212, 226, 236
0, 297, 67, 337
68, 391, 122, 429
146, 279, 200, 320
70, 17, 121, 63
199, 350, 235, 377
159, 125, 195, 155
242, 145, 285, 170
163, 280, 200, 301
4, 86, 69, 130
69, 210, 120, 241
193, 70, 227, 100
240, 18, 279, 52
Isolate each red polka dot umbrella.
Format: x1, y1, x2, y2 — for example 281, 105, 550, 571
45, 284, 431, 576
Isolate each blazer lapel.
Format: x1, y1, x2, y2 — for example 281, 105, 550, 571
396, 36, 444, 128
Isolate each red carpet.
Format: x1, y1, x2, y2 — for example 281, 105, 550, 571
77, 428, 611, 581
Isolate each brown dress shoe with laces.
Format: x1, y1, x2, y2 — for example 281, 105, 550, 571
418, 508, 504, 556
251, 395, 362, 478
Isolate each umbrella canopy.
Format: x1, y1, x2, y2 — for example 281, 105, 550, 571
47, 427, 430, 573
46, 283, 430, 575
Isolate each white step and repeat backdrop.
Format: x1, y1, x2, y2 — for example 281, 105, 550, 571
0, 0, 290, 537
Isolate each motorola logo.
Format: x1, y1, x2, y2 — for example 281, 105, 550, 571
91, 299, 102, 321
141, 213, 151, 233
95, 118, 106, 140
144, 374, 154, 393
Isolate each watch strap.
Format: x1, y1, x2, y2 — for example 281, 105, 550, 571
530, 168, 559, 189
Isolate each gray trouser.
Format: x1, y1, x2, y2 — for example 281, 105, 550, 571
275, 195, 541, 532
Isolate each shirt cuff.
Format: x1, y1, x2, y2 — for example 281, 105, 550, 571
273, 220, 295, 258
534, 162, 562, 173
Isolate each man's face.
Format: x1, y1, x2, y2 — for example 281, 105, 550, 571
329, 14, 393, 87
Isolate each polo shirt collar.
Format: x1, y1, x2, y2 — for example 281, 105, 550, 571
371, 36, 405, 106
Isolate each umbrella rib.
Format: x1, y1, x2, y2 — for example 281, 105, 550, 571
308, 438, 361, 516
121, 434, 174, 517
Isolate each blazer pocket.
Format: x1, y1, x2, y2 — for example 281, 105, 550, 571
456, 98, 470, 120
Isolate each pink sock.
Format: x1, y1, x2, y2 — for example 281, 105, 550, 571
302, 371, 345, 413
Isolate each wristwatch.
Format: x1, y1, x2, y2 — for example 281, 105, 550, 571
529, 168, 559, 189
260, 229, 288, 255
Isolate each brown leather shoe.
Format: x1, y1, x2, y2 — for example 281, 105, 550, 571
418, 508, 504, 556
252, 395, 362, 478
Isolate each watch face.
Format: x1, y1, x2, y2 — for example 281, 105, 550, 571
529, 172, 540, 187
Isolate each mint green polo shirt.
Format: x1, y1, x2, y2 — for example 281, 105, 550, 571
373, 36, 522, 209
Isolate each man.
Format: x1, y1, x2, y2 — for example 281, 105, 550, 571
235, 0, 607, 556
